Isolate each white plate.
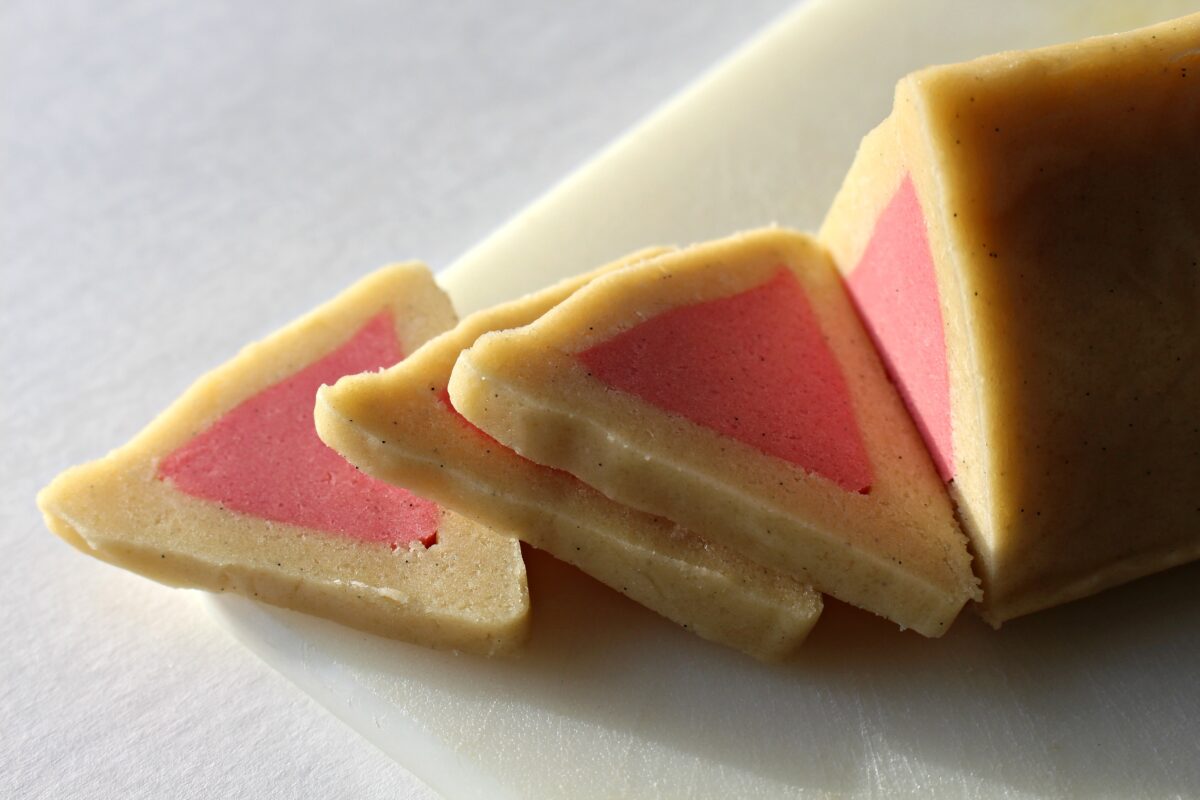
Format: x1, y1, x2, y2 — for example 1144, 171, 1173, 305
208, 1, 1200, 797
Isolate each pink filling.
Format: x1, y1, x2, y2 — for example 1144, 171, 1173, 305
159, 312, 439, 547
847, 175, 954, 481
578, 268, 872, 493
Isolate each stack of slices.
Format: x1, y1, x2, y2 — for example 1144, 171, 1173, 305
40, 12, 1200, 659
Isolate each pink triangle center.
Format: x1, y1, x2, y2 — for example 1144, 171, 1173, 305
578, 268, 872, 493
847, 175, 954, 481
159, 312, 439, 547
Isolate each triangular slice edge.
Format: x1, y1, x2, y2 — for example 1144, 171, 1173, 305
38, 264, 530, 655
315, 249, 824, 660
450, 229, 978, 636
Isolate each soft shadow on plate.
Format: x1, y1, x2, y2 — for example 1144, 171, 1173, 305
211, 545, 1200, 798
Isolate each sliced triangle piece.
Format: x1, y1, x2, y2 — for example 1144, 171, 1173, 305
450, 230, 978, 636
38, 265, 530, 655
820, 13, 1200, 625
315, 248, 823, 660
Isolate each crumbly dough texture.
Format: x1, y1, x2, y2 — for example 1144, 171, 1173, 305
820, 13, 1200, 625
450, 230, 978, 637
315, 249, 824, 660
38, 264, 530, 655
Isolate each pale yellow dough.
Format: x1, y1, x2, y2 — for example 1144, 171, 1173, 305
38, 264, 530, 655
316, 249, 824, 660
450, 230, 978, 637
820, 13, 1200, 624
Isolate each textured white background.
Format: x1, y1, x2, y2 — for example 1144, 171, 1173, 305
1, 1, 795, 797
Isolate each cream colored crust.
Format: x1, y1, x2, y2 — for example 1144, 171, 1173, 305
819, 113, 997, 607
316, 249, 824, 660
38, 264, 530, 655
451, 230, 978, 637
822, 13, 1200, 624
